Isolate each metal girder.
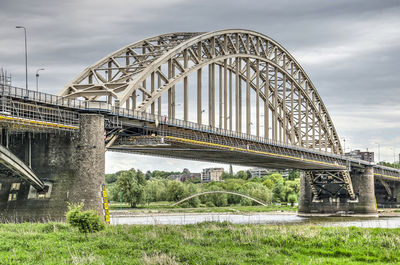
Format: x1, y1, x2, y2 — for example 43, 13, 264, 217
0, 144, 44, 190
60, 29, 342, 155
305, 170, 355, 200
379, 179, 392, 197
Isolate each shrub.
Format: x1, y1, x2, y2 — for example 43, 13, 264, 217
205, 201, 215, 207
66, 203, 105, 233
288, 194, 298, 206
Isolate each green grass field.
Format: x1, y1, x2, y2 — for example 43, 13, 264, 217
0, 222, 399, 264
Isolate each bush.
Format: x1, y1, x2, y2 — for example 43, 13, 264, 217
66, 203, 105, 233
205, 201, 215, 207
288, 194, 298, 206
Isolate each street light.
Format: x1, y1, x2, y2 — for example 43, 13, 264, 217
35, 68, 44, 92
16, 26, 28, 94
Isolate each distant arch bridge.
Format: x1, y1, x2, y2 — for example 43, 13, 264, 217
171, 191, 268, 206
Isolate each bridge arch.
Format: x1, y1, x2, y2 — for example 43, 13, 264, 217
60, 29, 342, 154
171, 190, 268, 207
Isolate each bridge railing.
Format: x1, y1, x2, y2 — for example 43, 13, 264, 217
0, 84, 116, 112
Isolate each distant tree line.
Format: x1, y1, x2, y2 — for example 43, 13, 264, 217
105, 169, 300, 208
378, 162, 400, 169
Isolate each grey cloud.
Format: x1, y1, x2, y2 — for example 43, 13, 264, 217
1, 0, 399, 169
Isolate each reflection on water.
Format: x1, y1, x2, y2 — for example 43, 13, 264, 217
111, 213, 400, 228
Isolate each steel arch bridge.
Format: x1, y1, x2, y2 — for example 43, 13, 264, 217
60, 29, 342, 155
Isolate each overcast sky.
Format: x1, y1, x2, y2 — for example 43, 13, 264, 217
1, 0, 399, 173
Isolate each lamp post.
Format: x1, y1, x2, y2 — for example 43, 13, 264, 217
16, 26, 28, 94
35, 68, 44, 92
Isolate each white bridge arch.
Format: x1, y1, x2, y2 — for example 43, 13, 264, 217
60, 29, 342, 154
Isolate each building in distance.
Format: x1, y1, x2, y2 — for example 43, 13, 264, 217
345, 150, 374, 162
201, 168, 224, 182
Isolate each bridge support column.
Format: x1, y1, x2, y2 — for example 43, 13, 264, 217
69, 114, 105, 217
298, 166, 377, 216
351, 166, 377, 215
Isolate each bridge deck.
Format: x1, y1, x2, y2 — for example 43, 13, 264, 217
0, 84, 399, 180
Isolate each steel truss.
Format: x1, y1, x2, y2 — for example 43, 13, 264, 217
60, 29, 342, 155
305, 171, 355, 200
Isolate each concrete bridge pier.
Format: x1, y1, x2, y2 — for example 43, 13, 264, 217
0, 114, 105, 222
298, 166, 377, 216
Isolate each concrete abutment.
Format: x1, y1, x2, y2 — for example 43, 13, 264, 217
0, 114, 105, 222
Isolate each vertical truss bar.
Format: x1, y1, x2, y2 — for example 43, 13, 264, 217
256, 59, 260, 137
168, 59, 172, 117
224, 59, 228, 130
150, 72, 155, 115
283, 73, 287, 144
305, 100, 309, 148
208, 64, 212, 126
229, 60, 233, 131
273, 67, 278, 141
183, 49, 188, 121
238, 59, 242, 133
197, 68, 202, 125
157, 67, 161, 116
142, 78, 146, 103
171, 60, 176, 119
126, 95, 130, 110
246, 57, 251, 135
132, 91, 136, 110
219, 64, 222, 128
297, 89, 302, 146
290, 79, 295, 144
235, 57, 240, 132
265, 63, 269, 139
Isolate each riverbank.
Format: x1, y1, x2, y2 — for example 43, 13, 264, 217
0, 222, 399, 264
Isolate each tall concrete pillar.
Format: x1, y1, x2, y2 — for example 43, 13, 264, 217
69, 114, 105, 217
351, 166, 377, 215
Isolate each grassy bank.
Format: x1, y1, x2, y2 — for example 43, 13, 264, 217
109, 202, 297, 214
0, 222, 399, 264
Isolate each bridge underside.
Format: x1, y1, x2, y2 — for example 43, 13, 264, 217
109, 135, 343, 170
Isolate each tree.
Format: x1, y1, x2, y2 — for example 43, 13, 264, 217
145, 170, 152, 180
115, 169, 146, 208
143, 179, 167, 204
105, 173, 118, 184
166, 180, 187, 201
272, 182, 285, 203
236, 170, 248, 180
288, 170, 300, 180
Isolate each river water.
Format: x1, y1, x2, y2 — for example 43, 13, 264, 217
110, 213, 400, 228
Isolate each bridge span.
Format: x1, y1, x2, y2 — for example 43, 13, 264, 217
0, 29, 399, 220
